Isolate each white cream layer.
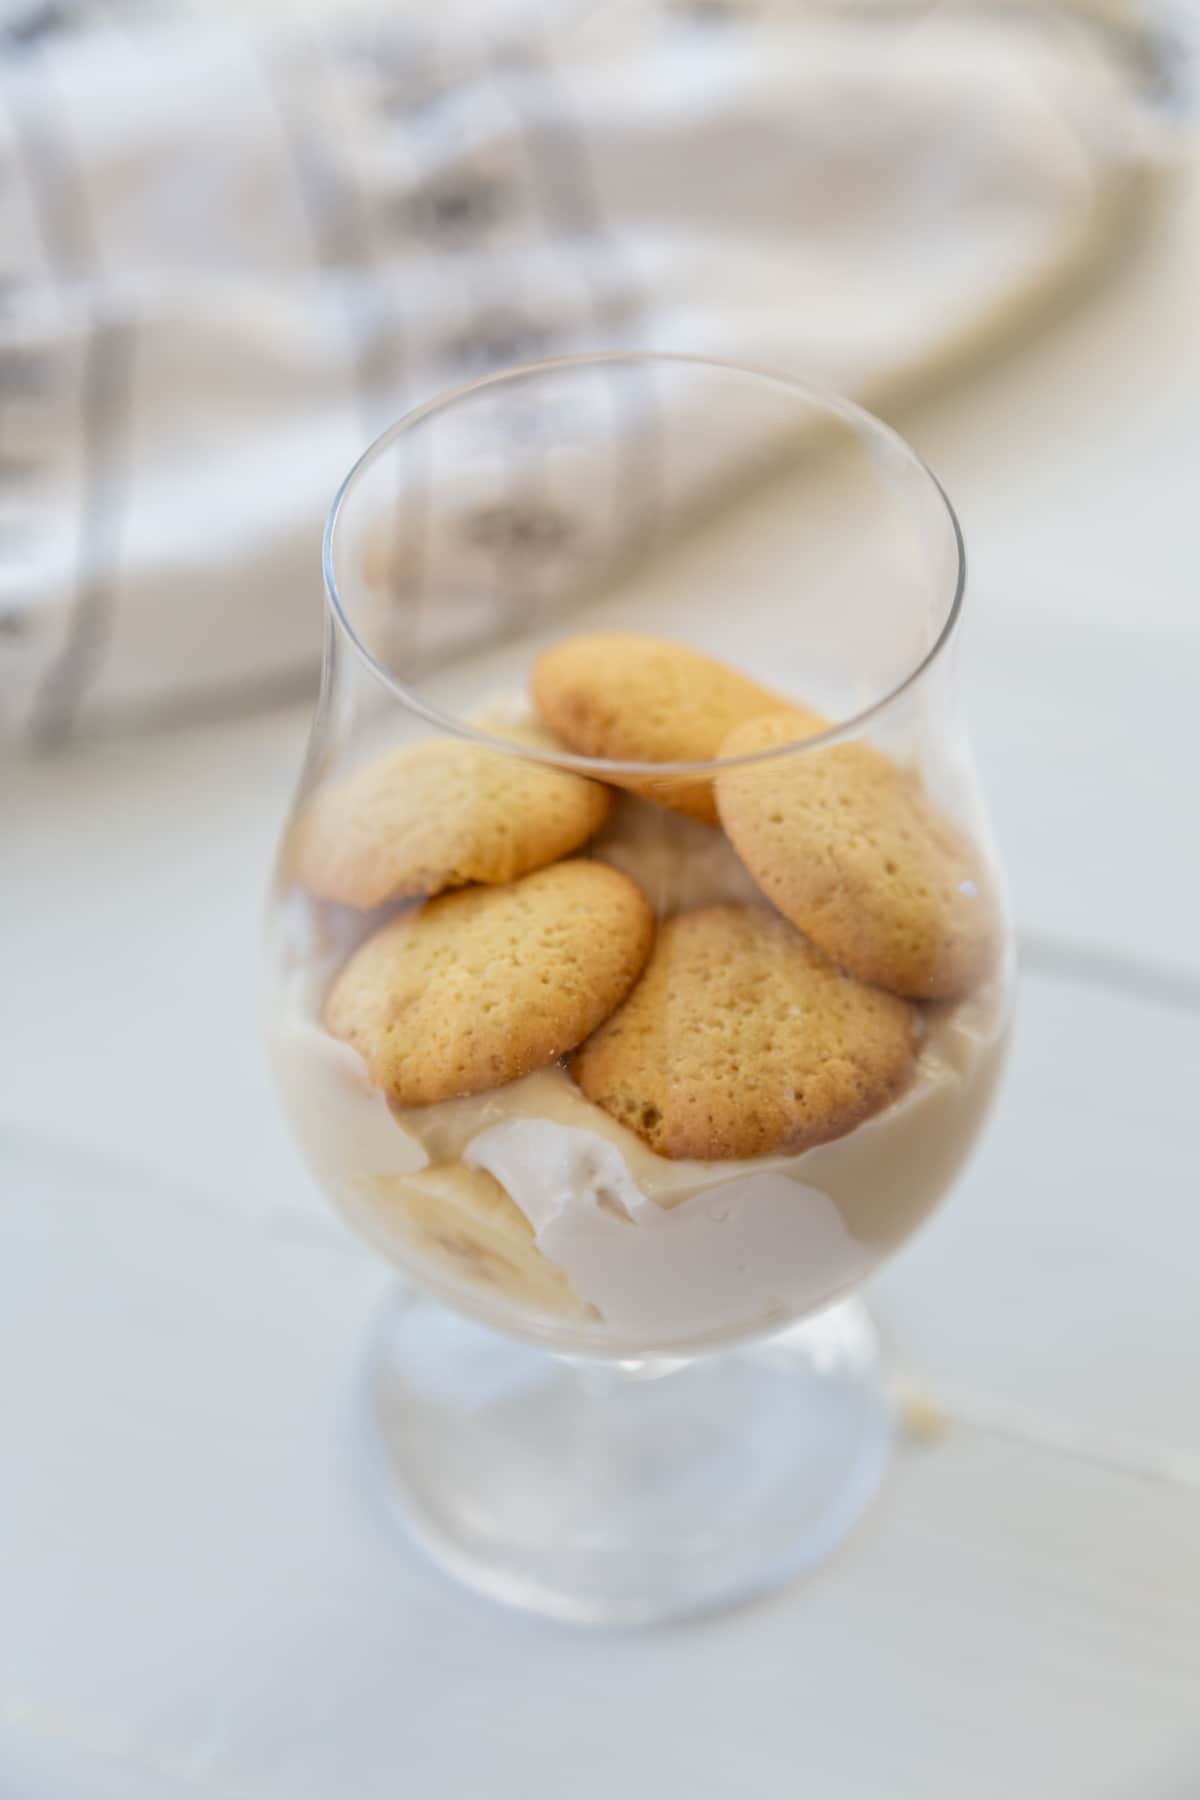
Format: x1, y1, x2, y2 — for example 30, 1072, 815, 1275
464, 1118, 871, 1339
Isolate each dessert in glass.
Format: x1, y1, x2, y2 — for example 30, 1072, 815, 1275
264, 354, 1013, 1624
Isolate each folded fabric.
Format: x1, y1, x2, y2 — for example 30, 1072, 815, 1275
0, 0, 1161, 745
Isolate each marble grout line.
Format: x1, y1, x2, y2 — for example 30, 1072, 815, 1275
0, 1698, 271, 1800
1016, 929, 1200, 1018
0, 1121, 363, 1257
6, 1118, 1200, 1500
894, 1388, 1200, 1499
4, 929, 1196, 1211
2, 1404, 1199, 1800
4, 1390, 1200, 1788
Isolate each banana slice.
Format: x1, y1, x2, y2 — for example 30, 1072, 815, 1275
349, 1164, 592, 1322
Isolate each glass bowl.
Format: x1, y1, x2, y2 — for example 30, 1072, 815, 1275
263, 353, 1013, 1623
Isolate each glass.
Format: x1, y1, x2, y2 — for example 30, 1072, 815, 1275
263, 354, 1013, 1624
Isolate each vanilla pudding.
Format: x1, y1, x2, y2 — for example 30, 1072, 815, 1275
267, 891, 1007, 1353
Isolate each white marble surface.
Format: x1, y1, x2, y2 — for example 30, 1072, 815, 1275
4, 170, 1200, 1800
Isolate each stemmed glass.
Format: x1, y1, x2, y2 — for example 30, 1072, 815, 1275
263, 353, 1013, 1625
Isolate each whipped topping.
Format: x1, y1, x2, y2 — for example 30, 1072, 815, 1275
464, 1119, 872, 1340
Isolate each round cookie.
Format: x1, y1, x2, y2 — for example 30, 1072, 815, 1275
291, 732, 613, 909
574, 903, 917, 1161
531, 632, 822, 824
715, 713, 995, 1001
324, 860, 655, 1106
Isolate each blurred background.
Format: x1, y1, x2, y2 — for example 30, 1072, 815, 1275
0, 0, 1187, 740
3, 0, 1199, 1795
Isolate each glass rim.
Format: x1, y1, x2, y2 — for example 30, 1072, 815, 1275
322, 350, 967, 777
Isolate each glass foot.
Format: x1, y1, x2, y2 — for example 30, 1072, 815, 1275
362, 1290, 894, 1626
